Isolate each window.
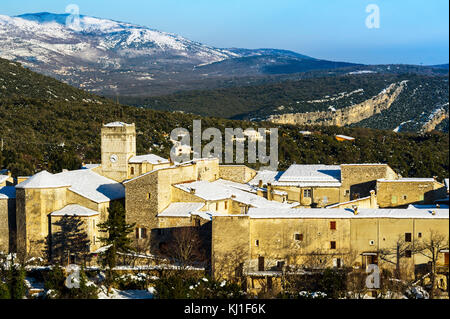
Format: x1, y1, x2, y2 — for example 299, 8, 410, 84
136, 227, 147, 239
303, 189, 312, 198
130, 167, 135, 175
391, 195, 398, 204
333, 258, 342, 268
294, 233, 304, 241
195, 219, 201, 227
255, 240, 259, 247
418, 232, 422, 238
276, 261, 285, 269
215, 202, 219, 211
403, 195, 407, 200
258, 256, 265, 271
405, 233, 412, 242
147, 193, 151, 200
330, 241, 336, 249
224, 201, 228, 210
369, 240, 375, 246
330, 221, 336, 230
405, 250, 412, 258
345, 190, 350, 197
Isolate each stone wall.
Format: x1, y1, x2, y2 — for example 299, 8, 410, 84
211, 215, 449, 280
16, 187, 69, 257
0, 198, 15, 253
377, 180, 446, 208
340, 164, 398, 202
211, 215, 250, 280
219, 165, 256, 183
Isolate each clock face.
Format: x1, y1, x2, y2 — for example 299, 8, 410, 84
110, 154, 118, 163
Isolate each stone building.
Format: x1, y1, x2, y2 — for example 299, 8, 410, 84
0, 120, 447, 287
211, 207, 449, 293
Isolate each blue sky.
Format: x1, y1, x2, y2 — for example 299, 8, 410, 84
1, 0, 448, 65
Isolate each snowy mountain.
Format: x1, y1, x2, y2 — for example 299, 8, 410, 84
0, 12, 358, 95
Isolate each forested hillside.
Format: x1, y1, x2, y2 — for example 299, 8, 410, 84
0, 58, 448, 180
120, 73, 449, 133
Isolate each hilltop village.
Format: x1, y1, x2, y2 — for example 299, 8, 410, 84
0, 122, 449, 294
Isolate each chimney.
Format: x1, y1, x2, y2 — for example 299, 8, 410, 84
267, 183, 273, 201
369, 190, 377, 208
258, 180, 263, 188
257, 188, 264, 197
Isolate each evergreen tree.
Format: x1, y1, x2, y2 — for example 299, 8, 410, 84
98, 201, 135, 269
0, 254, 26, 299
48, 215, 91, 265
43, 265, 98, 299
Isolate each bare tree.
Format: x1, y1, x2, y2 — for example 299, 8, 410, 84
302, 249, 335, 270
165, 227, 206, 271
378, 234, 417, 280
212, 248, 248, 283
415, 230, 449, 299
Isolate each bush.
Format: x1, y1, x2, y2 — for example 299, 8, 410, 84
153, 276, 245, 299
43, 265, 98, 299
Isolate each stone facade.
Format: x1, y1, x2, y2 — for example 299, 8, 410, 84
377, 179, 446, 208
219, 165, 256, 184
100, 122, 136, 182
340, 164, 397, 202
0, 196, 16, 253
211, 213, 449, 282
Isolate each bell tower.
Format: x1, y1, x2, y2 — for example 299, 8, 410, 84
101, 122, 136, 182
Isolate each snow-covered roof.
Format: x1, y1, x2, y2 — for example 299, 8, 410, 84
158, 202, 205, 218
215, 178, 287, 196
103, 122, 133, 127
0, 186, 15, 199
326, 195, 371, 208
407, 204, 449, 209
0, 175, 9, 184
54, 169, 125, 203
191, 211, 229, 221
129, 154, 169, 164
248, 170, 284, 186
377, 178, 435, 183
174, 180, 298, 209
16, 171, 71, 189
51, 204, 99, 217
81, 163, 100, 170
245, 207, 449, 219
277, 165, 341, 185
214, 179, 257, 193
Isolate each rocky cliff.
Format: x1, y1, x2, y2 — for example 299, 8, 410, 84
420, 105, 449, 133
268, 81, 408, 127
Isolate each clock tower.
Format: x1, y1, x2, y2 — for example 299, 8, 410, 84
100, 122, 136, 182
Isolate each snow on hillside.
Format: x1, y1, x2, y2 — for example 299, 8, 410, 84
0, 12, 239, 66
